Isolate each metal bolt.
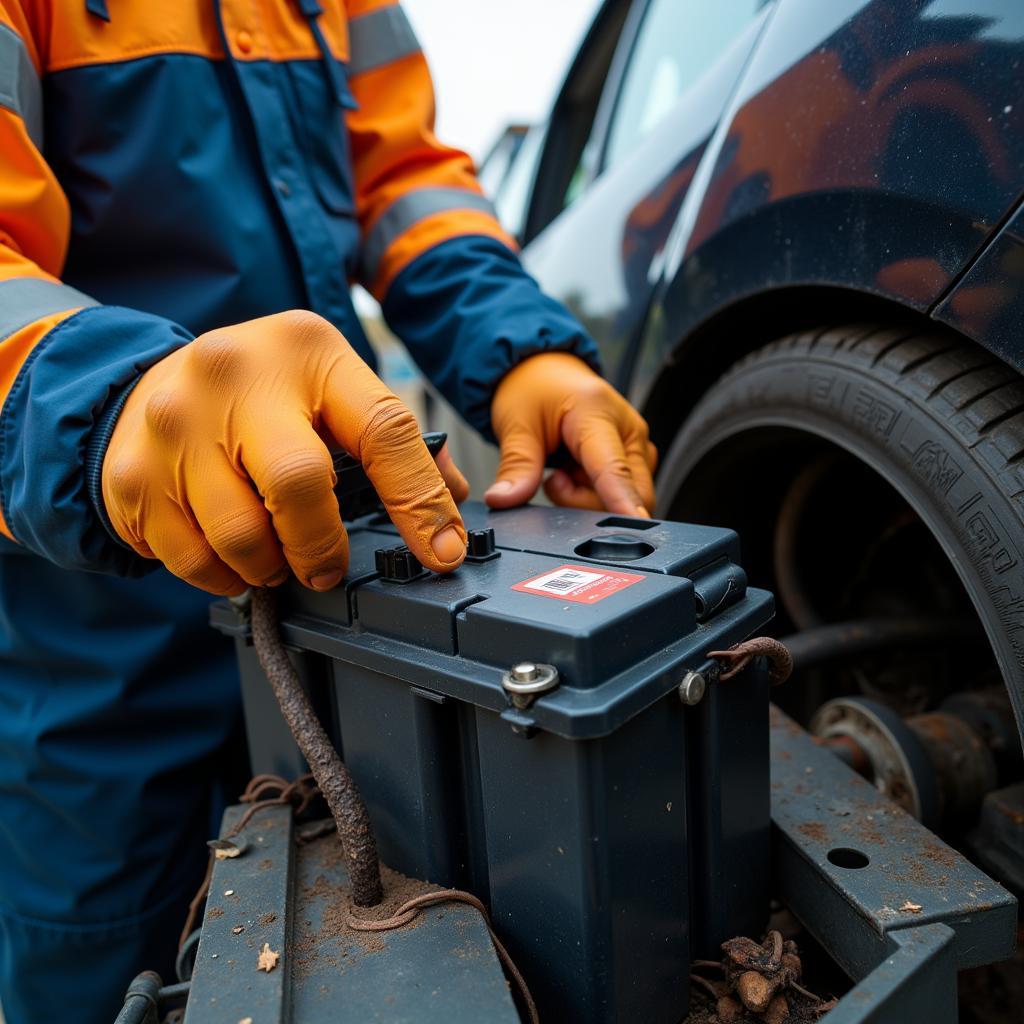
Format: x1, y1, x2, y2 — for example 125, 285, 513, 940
678, 671, 706, 706
501, 662, 559, 709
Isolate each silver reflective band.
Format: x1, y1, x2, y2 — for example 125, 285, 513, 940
361, 187, 498, 284
0, 278, 98, 342
0, 23, 42, 150
347, 4, 420, 76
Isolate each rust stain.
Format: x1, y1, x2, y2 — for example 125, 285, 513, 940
797, 822, 828, 842
920, 842, 958, 868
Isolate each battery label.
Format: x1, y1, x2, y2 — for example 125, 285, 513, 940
512, 564, 645, 603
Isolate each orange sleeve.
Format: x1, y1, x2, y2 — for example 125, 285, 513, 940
0, 2, 98, 539
343, 0, 517, 300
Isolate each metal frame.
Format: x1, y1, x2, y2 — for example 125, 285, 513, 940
182, 805, 520, 1024
770, 706, 1018, 1022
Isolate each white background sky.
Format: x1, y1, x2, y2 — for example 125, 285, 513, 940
403, 0, 602, 162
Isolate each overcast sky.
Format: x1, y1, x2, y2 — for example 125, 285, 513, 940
403, 0, 602, 161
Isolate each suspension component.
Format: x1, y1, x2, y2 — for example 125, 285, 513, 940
811, 695, 1004, 829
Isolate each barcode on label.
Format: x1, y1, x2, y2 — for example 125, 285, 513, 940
541, 576, 581, 591
521, 568, 604, 595
513, 563, 645, 604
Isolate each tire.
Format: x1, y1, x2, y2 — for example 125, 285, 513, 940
658, 324, 1024, 743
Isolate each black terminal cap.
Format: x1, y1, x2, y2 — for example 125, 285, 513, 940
374, 545, 428, 583
465, 527, 499, 562
332, 431, 448, 522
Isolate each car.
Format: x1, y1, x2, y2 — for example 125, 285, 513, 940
482, 0, 1024, 882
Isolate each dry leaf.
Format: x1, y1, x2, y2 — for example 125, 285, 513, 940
214, 846, 241, 860
257, 942, 280, 972
899, 900, 923, 913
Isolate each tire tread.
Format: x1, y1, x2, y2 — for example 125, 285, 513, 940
722, 323, 1024, 487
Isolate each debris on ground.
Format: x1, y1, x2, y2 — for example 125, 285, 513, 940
688, 930, 837, 1022
257, 942, 280, 972
208, 836, 247, 860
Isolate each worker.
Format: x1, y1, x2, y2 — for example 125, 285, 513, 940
0, 3, 656, 1021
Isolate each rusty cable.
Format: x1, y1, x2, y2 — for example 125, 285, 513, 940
225, 773, 319, 839
347, 888, 539, 1024
178, 851, 215, 951
707, 637, 793, 686
250, 586, 383, 907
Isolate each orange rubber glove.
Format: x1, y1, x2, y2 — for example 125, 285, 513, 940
102, 311, 468, 596
484, 352, 657, 516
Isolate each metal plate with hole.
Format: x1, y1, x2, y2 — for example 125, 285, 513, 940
771, 706, 1016, 1008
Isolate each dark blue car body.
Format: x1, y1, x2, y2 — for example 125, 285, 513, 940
515, 0, 1024, 458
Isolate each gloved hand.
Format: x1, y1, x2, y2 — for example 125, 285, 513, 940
484, 352, 656, 515
102, 311, 468, 596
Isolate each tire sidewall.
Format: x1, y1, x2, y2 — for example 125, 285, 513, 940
659, 346, 1024, 739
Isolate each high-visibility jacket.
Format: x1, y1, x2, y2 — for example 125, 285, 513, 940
0, 5, 597, 1020
0, 0, 597, 571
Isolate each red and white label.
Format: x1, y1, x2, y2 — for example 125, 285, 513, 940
512, 564, 644, 604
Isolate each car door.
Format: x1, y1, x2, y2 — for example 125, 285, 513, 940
521, 0, 776, 391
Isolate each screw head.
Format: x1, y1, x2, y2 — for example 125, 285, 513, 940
678, 671, 706, 706
501, 662, 559, 709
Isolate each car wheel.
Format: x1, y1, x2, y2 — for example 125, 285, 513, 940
657, 324, 1024, 752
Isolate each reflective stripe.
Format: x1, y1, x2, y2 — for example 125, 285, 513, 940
0, 278, 97, 341
347, 4, 420, 76
362, 187, 498, 284
0, 23, 43, 150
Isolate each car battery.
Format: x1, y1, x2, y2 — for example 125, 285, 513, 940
212, 497, 774, 1023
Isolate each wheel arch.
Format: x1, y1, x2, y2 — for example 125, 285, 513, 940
641, 285, 962, 459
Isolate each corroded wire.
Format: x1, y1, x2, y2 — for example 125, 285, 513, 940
250, 587, 383, 907
707, 636, 794, 685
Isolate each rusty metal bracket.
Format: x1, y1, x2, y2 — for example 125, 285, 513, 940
770, 707, 1017, 1022
182, 804, 521, 1024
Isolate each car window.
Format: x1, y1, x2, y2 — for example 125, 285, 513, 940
477, 126, 529, 201
602, 0, 769, 172
494, 126, 545, 242
522, 0, 633, 242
